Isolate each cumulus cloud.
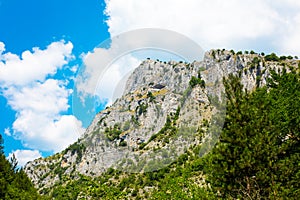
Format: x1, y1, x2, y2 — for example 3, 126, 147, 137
8, 149, 42, 167
13, 113, 83, 152
104, 0, 277, 49
0, 41, 84, 153
95, 54, 141, 105
4, 79, 84, 152
77, 0, 300, 110
76, 29, 204, 103
104, 0, 300, 55
0, 41, 73, 86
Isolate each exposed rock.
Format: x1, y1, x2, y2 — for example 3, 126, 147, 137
24, 50, 299, 192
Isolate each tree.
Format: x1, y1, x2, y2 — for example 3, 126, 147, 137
265, 53, 280, 61
0, 134, 43, 199
0, 134, 3, 154
205, 68, 300, 199
10, 153, 18, 172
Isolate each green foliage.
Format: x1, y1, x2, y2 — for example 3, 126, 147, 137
105, 124, 122, 141
140, 107, 181, 149
0, 134, 44, 199
45, 145, 216, 200
0, 134, 3, 154
147, 91, 155, 102
137, 102, 148, 115
189, 76, 205, 88
147, 116, 174, 144
252, 56, 260, 66
280, 55, 287, 60
173, 106, 180, 122
205, 69, 300, 199
265, 53, 280, 61
278, 55, 293, 60
119, 140, 127, 147
19, 55, 300, 200
66, 142, 85, 156
65, 141, 86, 163
131, 115, 140, 126
34, 67, 300, 199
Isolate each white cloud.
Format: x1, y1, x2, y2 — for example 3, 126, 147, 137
13, 113, 84, 152
95, 54, 141, 105
0, 41, 85, 153
280, 13, 300, 55
77, 0, 300, 109
105, 0, 277, 49
4, 128, 11, 136
8, 149, 42, 167
0, 42, 5, 53
0, 41, 73, 86
76, 29, 204, 102
104, 0, 300, 55
5, 79, 70, 114
73, 0, 300, 120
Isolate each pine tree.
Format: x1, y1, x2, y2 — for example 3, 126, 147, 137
0, 134, 44, 199
205, 67, 300, 199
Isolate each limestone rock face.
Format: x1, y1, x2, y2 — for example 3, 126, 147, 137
24, 49, 296, 191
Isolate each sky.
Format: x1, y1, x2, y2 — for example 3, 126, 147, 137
1, 0, 300, 166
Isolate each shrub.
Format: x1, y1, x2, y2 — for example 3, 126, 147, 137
265, 53, 279, 61
147, 91, 155, 102
119, 140, 127, 147
189, 76, 205, 88
279, 56, 287, 60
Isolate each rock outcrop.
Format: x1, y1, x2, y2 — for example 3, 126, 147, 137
24, 49, 298, 191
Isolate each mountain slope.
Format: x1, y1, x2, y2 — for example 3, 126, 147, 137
24, 49, 299, 198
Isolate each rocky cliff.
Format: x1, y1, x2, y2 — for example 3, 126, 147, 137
24, 49, 298, 192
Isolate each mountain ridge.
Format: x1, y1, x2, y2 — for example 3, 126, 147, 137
24, 49, 299, 197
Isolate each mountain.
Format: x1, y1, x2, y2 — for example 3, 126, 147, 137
24, 49, 300, 199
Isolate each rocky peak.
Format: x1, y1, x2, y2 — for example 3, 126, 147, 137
123, 59, 199, 95
24, 50, 299, 192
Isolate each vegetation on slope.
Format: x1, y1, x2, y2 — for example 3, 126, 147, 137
34, 62, 300, 199
205, 66, 300, 199
0, 135, 44, 199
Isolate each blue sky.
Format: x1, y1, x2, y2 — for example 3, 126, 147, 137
0, 0, 110, 164
1, 0, 300, 166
